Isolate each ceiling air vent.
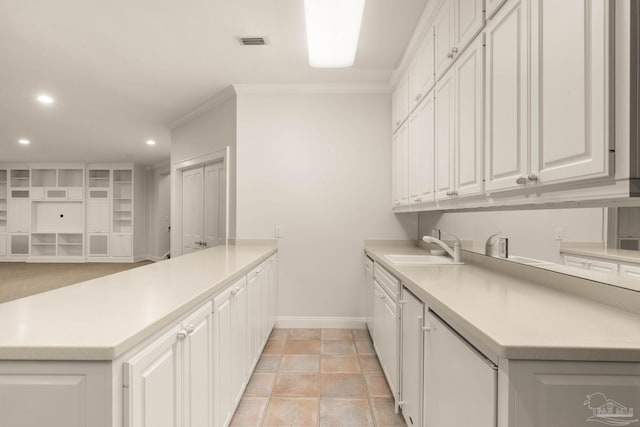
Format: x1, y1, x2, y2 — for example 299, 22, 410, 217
239, 37, 268, 46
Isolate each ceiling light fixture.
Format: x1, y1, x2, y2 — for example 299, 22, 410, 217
36, 94, 54, 104
18, 139, 30, 145
146, 140, 156, 146
304, 0, 366, 68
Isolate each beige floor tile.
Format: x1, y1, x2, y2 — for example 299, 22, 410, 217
288, 328, 322, 340
320, 398, 374, 427
321, 328, 354, 340
370, 398, 407, 427
255, 355, 281, 373
272, 373, 320, 397
263, 339, 286, 354
283, 339, 321, 354
355, 339, 375, 355
279, 354, 320, 373
321, 340, 356, 355
351, 328, 371, 341
320, 373, 368, 398
358, 355, 382, 373
263, 397, 319, 427
364, 374, 392, 397
229, 397, 268, 426
321, 355, 361, 373
244, 373, 276, 396
270, 328, 289, 340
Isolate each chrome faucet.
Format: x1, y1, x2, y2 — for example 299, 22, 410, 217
484, 232, 502, 256
422, 232, 463, 263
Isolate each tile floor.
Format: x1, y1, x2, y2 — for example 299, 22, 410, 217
230, 328, 407, 427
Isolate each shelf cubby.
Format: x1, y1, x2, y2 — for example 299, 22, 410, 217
31, 169, 57, 187
58, 169, 83, 188
10, 170, 30, 188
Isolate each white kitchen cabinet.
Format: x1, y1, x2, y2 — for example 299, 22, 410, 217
0, 233, 6, 256
392, 123, 410, 207
529, 0, 611, 187
110, 233, 132, 257
231, 277, 249, 406
484, 0, 529, 193
424, 312, 497, 427
620, 264, 640, 281
246, 261, 274, 375
435, 70, 455, 199
400, 288, 425, 427
588, 259, 618, 274
408, 92, 436, 205
364, 256, 375, 335
435, 0, 485, 80
124, 325, 183, 427
87, 200, 110, 233
408, 32, 435, 112
453, 34, 484, 197
392, 76, 410, 132
564, 255, 589, 270
8, 199, 30, 233
214, 285, 235, 427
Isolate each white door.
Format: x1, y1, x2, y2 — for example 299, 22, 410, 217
392, 123, 410, 207
453, 0, 484, 54
408, 92, 436, 204
8, 199, 30, 233
424, 312, 497, 427
158, 173, 171, 257
124, 326, 182, 427
484, 0, 529, 192
434, 0, 455, 78
434, 70, 456, 200
182, 167, 204, 254
454, 33, 484, 197
408, 32, 435, 111
182, 302, 212, 427
213, 288, 234, 427
203, 162, 225, 249
530, 0, 611, 185
87, 200, 109, 233
401, 289, 424, 427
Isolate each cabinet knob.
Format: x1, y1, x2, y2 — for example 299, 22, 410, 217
447, 52, 454, 58
231, 288, 239, 296
177, 330, 188, 340
450, 190, 458, 197
451, 47, 459, 54
516, 176, 527, 185
185, 324, 195, 333
422, 324, 435, 332
527, 174, 538, 182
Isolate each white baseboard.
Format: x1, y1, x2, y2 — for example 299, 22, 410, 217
276, 316, 366, 329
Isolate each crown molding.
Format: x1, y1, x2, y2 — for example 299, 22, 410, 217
170, 85, 238, 129
232, 83, 391, 95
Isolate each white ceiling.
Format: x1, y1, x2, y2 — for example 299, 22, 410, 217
0, 0, 428, 165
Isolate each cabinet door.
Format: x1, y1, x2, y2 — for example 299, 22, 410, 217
392, 76, 410, 131
401, 289, 424, 427
454, 34, 484, 197
87, 200, 110, 233
408, 92, 436, 205
214, 289, 234, 427
434, 0, 455, 78
619, 264, 640, 282
453, 0, 485, 54
484, 0, 529, 192
182, 302, 212, 427
247, 267, 262, 370
231, 278, 249, 406
424, 313, 496, 427
8, 199, 30, 233
392, 123, 410, 207
379, 286, 399, 402
124, 326, 182, 427
111, 233, 132, 257
409, 32, 435, 111
618, 207, 640, 237
530, 0, 611, 185
364, 257, 375, 335
372, 282, 387, 367
0, 233, 6, 256
435, 70, 456, 200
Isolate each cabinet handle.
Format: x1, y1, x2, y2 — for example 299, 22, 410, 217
451, 47, 459, 54
445, 191, 452, 196
422, 324, 435, 332
415, 197, 422, 202
447, 52, 454, 58
395, 120, 401, 126
450, 190, 458, 197
415, 93, 422, 102
379, 293, 386, 300
177, 330, 188, 340
185, 324, 195, 333
231, 288, 239, 296
527, 174, 538, 182
516, 176, 527, 185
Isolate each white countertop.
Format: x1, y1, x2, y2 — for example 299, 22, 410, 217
560, 245, 640, 265
365, 240, 640, 362
0, 240, 277, 361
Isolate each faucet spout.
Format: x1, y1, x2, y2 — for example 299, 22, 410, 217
422, 232, 463, 263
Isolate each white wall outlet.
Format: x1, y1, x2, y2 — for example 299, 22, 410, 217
555, 228, 564, 241
274, 225, 283, 238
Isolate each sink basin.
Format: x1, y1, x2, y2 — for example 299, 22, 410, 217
506, 255, 553, 266
385, 254, 460, 265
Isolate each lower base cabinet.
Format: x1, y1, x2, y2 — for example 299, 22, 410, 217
400, 288, 424, 427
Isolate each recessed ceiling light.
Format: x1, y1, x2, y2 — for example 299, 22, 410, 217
18, 139, 30, 145
36, 94, 54, 104
304, 0, 366, 68
146, 140, 156, 146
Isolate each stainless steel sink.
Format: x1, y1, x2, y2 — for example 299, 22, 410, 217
384, 254, 461, 265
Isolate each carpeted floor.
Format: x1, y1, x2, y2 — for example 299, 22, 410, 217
0, 261, 154, 304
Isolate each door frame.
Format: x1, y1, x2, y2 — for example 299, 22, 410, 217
171, 147, 230, 257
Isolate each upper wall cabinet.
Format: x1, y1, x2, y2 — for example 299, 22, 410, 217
392, 76, 409, 132
408, 31, 436, 112
435, 0, 485, 79
392, 123, 410, 207
409, 92, 436, 205
529, 0, 612, 186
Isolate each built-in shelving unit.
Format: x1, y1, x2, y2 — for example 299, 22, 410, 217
112, 170, 132, 233
0, 170, 6, 256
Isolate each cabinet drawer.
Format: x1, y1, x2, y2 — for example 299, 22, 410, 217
374, 263, 401, 301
